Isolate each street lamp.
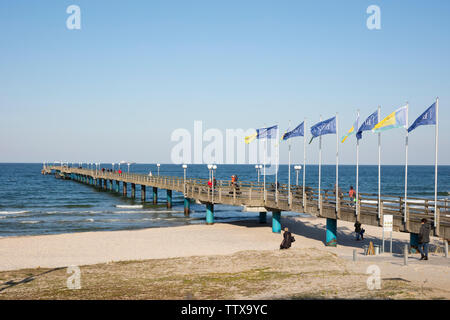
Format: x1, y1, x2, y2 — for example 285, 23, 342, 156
157, 163, 161, 176
112, 163, 115, 171
294, 165, 302, 186
127, 162, 135, 173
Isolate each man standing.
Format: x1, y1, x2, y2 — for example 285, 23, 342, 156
418, 218, 431, 261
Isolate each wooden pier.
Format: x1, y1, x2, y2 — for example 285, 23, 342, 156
44, 165, 450, 243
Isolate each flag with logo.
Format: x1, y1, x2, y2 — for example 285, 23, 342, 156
356, 110, 378, 139
408, 102, 436, 133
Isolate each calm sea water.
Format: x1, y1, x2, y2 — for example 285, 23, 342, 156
0, 163, 448, 237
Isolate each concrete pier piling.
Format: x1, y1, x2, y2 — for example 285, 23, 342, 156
326, 218, 337, 247
206, 203, 214, 225
259, 212, 267, 224
131, 184, 136, 198
123, 182, 127, 197
410, 233, 419, 254
272, 211, 281, 233
153, 187, 158, 204
184, 198, 190, 216
141, 185, 146, 202
166, 189, 172, 209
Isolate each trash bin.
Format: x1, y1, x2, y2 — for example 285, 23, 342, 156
363, 245, 369, 256
374, 245, 380, 255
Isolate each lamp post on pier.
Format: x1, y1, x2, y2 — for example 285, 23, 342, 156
157, 163, 161, 176
255, 164, 262, 183
294, 165, 302, 186
182, 164, 188, 195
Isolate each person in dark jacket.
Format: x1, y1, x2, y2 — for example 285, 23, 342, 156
418, 218, 431, 260
354, 221, 363, 240
280, 227, 295, 249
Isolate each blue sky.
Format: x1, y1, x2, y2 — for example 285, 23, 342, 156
0, 0, 449, 165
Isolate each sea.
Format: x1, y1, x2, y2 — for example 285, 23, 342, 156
0, 163, 448, 238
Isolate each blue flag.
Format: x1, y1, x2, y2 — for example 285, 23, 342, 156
257, 125, 278, 139
282, 122, 304, 140
356, 110, 378, 140
407, 102, 436, 133
310, 117, 336, 142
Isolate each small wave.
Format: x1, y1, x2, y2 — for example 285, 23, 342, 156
85, 218, 94, 222
0, 210, 30, 215
20, 220, 40, 224
115, 205, 143, 209
115, 210, 184, 214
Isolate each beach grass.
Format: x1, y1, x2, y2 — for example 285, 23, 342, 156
0, 248, 447, 300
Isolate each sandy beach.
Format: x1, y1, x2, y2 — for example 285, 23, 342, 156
1, 216, 449, 299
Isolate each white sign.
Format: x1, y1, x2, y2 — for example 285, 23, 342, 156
383, 215, 393, 232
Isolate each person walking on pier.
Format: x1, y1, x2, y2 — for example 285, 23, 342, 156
418, 218, 431, 260
349, 186, 356, 207
280, 227, 295, 250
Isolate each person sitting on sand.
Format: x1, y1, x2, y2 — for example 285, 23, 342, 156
280, 227, 295, 250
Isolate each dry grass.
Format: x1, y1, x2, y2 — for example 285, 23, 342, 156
0, 248, 447, 300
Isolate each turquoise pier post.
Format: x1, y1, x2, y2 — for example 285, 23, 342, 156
153, 187, 158, 204
109, 179, 113, 191
115, 181, 119, 193
326, 218, 337, 247
206, 203, 214, 224
272, 211, 281, 233
410, 233, 419, 254
184, 198, 190, 216
166, 190, 172, 208
259, 212, 267, 224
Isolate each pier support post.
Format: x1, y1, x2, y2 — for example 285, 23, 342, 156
109, 180, 113, 191
131, 184, 136, 198
103, 179, 107, 190
153, 187, 158, 204
326, 218, 337, 247
259, 212, 267, 224
141, 185, 146, 202
123, 182, 127, 197
115, 181, 119, 193
410, 233, 419, 254
184, 198, 190, 216
166, 190, 172, 208
206, 203, 214, 225
272, 211, 281, 233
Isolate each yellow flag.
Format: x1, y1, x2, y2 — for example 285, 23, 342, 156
245, 132, 257, 144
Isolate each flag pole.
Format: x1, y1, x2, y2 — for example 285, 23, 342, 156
404, 102, 409, 223
434, 97, 439, 227
378, 106, 381, 219
318, 115, 322, 209
303, 118, 307, 206
275, 125, 279, 203
288, 121, 291, 205
356, 109, 360, 218
336, 112, 339, 213
263, 124, 267, 203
